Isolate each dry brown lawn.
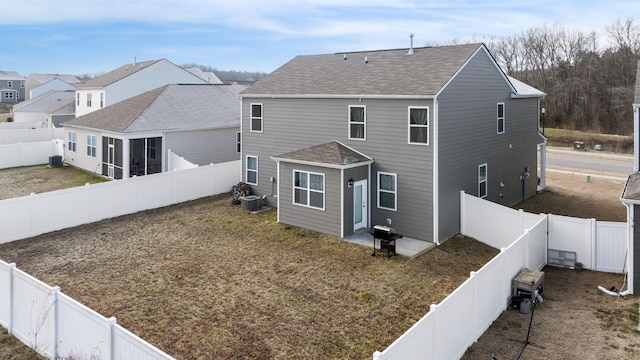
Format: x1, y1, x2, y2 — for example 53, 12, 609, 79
0, 162, 638, 359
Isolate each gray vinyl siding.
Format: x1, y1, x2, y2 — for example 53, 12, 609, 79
165, 127, 239, 166
635, 204, 640, 294
437, 50, 540, 241
278, 163, 342, 237
242, 97, 435, 241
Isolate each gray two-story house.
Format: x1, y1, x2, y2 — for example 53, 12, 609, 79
239, 43, 545, 244
0, 71, 25, 103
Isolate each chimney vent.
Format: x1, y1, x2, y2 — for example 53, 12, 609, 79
364, 56, 368, 64
407, 33, 414, 55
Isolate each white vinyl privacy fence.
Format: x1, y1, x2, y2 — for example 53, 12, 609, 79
0, 160, 240, 244
0, 260, 175, 360
373, 191, 626, 359
0, 140, 64, 170
0, 127, 63, 145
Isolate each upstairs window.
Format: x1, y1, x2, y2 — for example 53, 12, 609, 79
87, 135, 97, 157
76, 93, 80, 106
100, 93, 104, 108
478, 163, 487, 198
497, 103, 505, 134
408, 107, 429, 144
87, 93, 92, 107
293, 170, 325, 210
378, 172, 397, 211
250, 103, 263, 132
7, 81, 12, 88
236, 132, 241, 153
246, 156, 258, 185
20, 81, 25, 88
348, 105, 366, 140
68, 131, 77, 152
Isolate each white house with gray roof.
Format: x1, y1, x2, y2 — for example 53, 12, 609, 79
62, 83, 244, 179
0, 71, 25, 103
74, 59, 207, 117
240, 43, 546, 244
11, 90, 75, 127
25, 73, 81, 100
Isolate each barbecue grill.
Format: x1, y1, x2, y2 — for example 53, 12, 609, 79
371, 225, 403, 257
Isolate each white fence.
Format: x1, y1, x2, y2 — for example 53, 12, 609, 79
374, 191, 626, 359
0, 260, 175, 360
0, 121, 40, 130
374, 193, 547, 359
0, 160, 241, 244
167, 149, 198, 171
0, 127, 63, 145
0, 140, 64, 170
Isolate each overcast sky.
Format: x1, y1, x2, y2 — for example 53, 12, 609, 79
1, 0, 638, 76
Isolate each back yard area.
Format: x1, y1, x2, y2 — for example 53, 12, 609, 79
0, 164, 638, 359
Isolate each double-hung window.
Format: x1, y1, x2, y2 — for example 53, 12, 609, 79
497, 103, 505, 134
7, 81, 12, 88
100, 93, 104, 108
87, 93, 92, 107
348, 105, 366, 140
378, 172, 397, 211
250, 103, 263, 132
86, 135, 97, 157
478, 164, 488, 198
76, 93, 80, 106
408, 107, 429, 144
68, 131, 77, 152
246, 156, 258, 185
293, 170, 325, 210
236, 132, 241, 153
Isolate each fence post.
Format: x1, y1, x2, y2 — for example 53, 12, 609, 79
590, 218, 596, 270
51, 286, 60, 360
460, 191, 466, 235
8, 263, 16, 335
470, 271, 477, 342
430, 303, 437, 359
107, 317, 117, 360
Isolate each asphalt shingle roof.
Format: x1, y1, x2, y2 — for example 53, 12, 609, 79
274, 141, 372, 166
12, 90, 75, 112
77, 59, 162, 88
0, 71, 24, 81
241, 44, 484, 96
29, 73, 81, 84
63, 84, 245, 133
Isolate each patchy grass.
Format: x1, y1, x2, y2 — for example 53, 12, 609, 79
545, 128, 633, 153
0, 194, 498, 359
0, 165, 110, 201
0, 328, 44, 360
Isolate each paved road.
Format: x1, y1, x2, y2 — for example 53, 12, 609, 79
546, 148, 634, 175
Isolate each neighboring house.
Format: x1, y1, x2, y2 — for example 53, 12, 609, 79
239, 43, 545, 244
26, 73, 81, 100
11, 90, 75, 127
62, 83, 245, 179
185, 67, 224, 84
74, 59, 208, 117
620, 60, 640, 294
0, 71, 25, 103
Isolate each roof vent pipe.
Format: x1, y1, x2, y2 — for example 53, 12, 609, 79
407, 33, 414, 55
343, 54, 347, 60
364, 56, 368, 63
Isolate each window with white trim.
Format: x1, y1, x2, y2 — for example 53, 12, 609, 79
293, 170, 325, 209
100, 93, 104, 108
68, 131, 77, 152
146, 138, 157, 160
497, 103, 505, 134
86, 135, 97, 157
378, 172, 397, 211
76, 93, 80, 106
246, 156, 258, 185
87, 93, 92, 107
236, 132, 241, 153
408, 107, 429, 144
3, 92, 13, 100
250, 103, 262, 132
478, 163, 487, 198
7, 81, 12, 88
20, 81, 25, 88
348, 105, 366, 140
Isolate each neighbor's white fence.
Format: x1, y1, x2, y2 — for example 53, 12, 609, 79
374, 193, 547, 360
0, 127, 63, 145
374, 191, 625, 359
167, 149, 198, 171
0, 140, 64, 169
0, 260, 175, 360
0, 160, 240, 244
548, 215, 626, 272
0, 121, 40, 130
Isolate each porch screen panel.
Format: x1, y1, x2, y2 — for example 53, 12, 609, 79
102, 136, 109, 176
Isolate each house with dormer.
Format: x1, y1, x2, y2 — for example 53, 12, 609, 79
74, 59, 207, 117
239, 43, 545, 244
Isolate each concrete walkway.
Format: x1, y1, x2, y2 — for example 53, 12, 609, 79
344, 230, 435, 259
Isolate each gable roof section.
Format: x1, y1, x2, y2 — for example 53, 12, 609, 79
186, 67, 223, 84
12, 90, 75, 112
29, 73, 81, 84
63, 84, 245, 133
241, 44, 484, 98
77, 59, 162, 88
0, 71, 24, 81
271, 141, 373, 169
